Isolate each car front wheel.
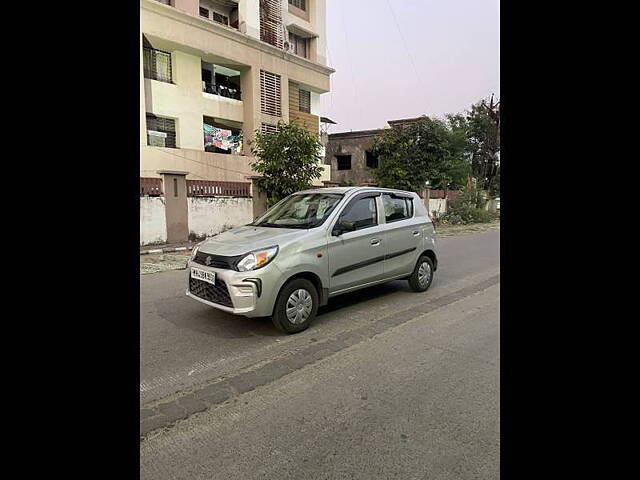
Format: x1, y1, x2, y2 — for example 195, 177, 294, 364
271, 278, 319, 334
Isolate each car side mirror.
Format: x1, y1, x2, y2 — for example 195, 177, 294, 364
332, 220, 356, 236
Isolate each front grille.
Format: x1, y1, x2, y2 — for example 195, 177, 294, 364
193, 251, 240, 270
189, 276, 233, 307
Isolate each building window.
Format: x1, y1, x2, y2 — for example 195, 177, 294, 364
155, 0, 172, 5
299, 89, 311, 113
366, 151, 379, 168
261, 123, 278, 134
288, 32, 308, 58
199, 7, 209, 18
213, 12, 229, 25
143, 47, 172, 83
336, 154, 351, 171
260, 70, 282, 117
146, 114, 177, 148
289, 0, 306, 11
260, 0, 283, 48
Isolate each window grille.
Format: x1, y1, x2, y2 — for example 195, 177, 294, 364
260, 70, 282, 117
146, 114, 177, 148
288, 0, 306, 11
299, 89, 311, 113
143, 47, 172, 83
288, 32, 308, 58
366, 151, 379, 168
260, 0, 283, 48
336, 154, 351, 170
213, 12, 229, 25
261, 123, 278, 134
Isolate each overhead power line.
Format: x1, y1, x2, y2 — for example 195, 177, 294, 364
385, 0, 429, 113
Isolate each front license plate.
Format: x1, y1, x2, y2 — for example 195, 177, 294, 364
191, 267, 215, 285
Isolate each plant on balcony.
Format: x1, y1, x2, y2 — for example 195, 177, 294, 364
250, 122, 324, 207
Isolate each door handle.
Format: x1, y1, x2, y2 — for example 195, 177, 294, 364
412, 230, 420, 236
371, 238, 381, 246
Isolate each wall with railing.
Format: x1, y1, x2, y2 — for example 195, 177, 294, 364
140, 177, 255, 245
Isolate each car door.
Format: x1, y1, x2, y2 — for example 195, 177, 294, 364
380, 193, 422, 278
327, 192, 385, 294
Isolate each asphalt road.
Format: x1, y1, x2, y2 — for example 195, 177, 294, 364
140, 228, 499, 479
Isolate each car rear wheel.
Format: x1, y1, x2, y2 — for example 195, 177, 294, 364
271, 278, 319, 334
408, 256, 434, 292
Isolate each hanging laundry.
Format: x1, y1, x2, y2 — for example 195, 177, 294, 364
204, 124, 238, 151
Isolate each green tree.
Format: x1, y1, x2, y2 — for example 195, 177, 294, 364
435, 114, 472, 190
371, 116, 450, 192
250, 122, 324, 207
466, 95, 500, 195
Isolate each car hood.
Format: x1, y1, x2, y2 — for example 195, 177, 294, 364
197, 225, 308, 256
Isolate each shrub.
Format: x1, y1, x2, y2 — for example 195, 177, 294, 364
439, 184, 498, 225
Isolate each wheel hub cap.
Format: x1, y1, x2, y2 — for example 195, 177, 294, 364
418, 262, 432, 287
286, 289, 313, 324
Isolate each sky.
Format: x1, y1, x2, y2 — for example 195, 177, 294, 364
320, 0, 500, 133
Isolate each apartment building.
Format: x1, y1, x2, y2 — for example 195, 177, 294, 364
140, 0, 334, 187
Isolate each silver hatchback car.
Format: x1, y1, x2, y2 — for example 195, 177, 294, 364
186, 187, 438, 333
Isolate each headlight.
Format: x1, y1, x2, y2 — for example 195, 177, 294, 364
190, 244, 200, 261
236, 246, 279, 272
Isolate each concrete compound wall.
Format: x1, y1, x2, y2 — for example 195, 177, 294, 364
140, 197, 168, 245
140, 195, 254, 245
428, 198, 447, 216
187, 196, 253, 240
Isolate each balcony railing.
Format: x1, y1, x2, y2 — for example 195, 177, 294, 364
202, 82, 241, 101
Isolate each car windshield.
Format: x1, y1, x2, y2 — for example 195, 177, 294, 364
252, 193, 344, 228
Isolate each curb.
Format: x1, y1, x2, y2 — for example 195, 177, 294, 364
140, 246, 194, 256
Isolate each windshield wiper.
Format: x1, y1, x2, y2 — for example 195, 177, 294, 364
255, 222, 310, 229
254, 223, 294, 228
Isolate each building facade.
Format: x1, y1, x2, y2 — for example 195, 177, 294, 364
325, 117, 428, 187
140, 0, 333, 184
324, 129, 384, 186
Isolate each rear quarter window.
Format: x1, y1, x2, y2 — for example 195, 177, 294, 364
382, 194, 413, 222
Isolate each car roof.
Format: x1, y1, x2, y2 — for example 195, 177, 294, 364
297, 186, 416, 196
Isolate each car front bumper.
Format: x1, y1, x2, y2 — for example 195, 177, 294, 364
185, 260, 282, 317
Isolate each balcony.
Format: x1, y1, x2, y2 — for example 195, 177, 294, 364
201, 62, 242, 101
203, 116, 243, 155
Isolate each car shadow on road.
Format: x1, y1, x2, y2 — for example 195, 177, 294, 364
154, 298, 278, 339
316, 281, 408, 317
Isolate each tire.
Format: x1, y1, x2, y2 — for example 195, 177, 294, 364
408, 256, 434, 292
271, 278, 319, 334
